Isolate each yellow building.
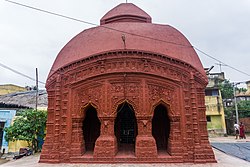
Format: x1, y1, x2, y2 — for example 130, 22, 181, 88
8, 140, 29, 153
0, 84, 26, 95
205, 72, 227, 136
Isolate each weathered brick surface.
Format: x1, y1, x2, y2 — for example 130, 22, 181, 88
40, 3, 216, 164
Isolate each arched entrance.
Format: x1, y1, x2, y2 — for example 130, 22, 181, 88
115, 102, 137, 154
152, 104, 170, 153
82, 105, 100, 153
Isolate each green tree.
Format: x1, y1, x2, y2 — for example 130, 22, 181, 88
4, 109, 47, 152
224, 100, 250, 118
218, 79, 234, 99
238, 100, 250, 118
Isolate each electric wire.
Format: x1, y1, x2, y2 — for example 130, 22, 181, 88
0, 62, 46, 85
4, 0, 250, 79
4, 0, 191, 47
193, 47, 250, 77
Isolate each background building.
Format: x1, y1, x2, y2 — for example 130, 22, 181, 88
205, 71, 227, 136
236, 81, 250, 133
0, 85, 47, 153
0, 109, 16, 153
0, 84, 26, 96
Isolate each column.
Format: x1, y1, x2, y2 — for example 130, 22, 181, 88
70, 117, 85, 156
167, 115, 182, 156
94, 117, 117, 157
135, 117, 157, 158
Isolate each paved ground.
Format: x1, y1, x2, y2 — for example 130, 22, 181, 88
211, 143, 250, 162
210, 135, 250, 162
1, 136, 250, 167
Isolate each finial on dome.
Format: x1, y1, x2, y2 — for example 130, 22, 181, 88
100, 3, 152, 25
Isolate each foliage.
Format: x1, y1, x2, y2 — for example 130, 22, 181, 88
238, 100, 250, 118
218, 79, 234, 99
238, 87, 247, 94
224, 106, 234, 118
224, 100, 250, 118
4, 109, 47, 152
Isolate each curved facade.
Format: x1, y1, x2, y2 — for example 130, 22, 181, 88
40, 3, 216, 163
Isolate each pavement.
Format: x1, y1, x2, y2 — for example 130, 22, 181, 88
210, 135, 250, 163
1, 136, 250, 167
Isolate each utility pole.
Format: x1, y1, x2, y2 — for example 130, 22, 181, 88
233, 83, 239, 124
215, 63, 227, 73
233, 82, 244, 124
35, 68, 38, 111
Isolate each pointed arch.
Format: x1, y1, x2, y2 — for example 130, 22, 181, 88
111, 99, 138, 117
151, 99, 174, 117
82, 103, 101, 153
114, 101, 138, 154
151, 100, 171, 153
81, 102, 99, 119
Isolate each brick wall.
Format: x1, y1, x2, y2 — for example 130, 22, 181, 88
239, 117, 250, 132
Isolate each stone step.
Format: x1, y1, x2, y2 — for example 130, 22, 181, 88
69, 155, 183, 163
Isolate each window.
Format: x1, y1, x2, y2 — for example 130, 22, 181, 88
205, 89, 219, 96
206, 116, 211, 122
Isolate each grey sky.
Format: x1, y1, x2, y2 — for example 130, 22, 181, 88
0, 0, 250, 88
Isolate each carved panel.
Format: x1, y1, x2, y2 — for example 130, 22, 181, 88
147, 81, 178, 114
42, 50, 216, 163
73, 84, 103, 117
108, 80, 141, 116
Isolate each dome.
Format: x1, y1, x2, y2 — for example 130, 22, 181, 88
100, 3, 151, 24
48, 3, 205, 77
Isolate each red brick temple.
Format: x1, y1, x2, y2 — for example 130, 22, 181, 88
40, 3, 216, 163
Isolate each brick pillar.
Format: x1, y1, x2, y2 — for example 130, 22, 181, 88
40, 75, 62, 163
70, 117, 85, 156
94, 117, 117, 157
190, 73, 202, 162
167, 115, 182, 156
190, 73, 216, 163
39, 90, 56, 163
135, 117, 157, 158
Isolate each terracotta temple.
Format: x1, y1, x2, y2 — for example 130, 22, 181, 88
40, 3, 216, 163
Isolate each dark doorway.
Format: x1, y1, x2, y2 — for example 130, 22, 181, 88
152, 104, 170, 153
115, 102, 137, 153
82, 105, 100, 152
0, 122, 5, 150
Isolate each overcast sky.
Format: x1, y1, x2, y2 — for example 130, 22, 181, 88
1, 0, 250, 89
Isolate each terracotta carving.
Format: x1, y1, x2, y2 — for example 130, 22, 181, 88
40, 3, 216, 163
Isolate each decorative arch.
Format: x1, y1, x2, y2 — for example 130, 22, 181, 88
111, 99, 139, 117
82, 103, 101, 152
80, 102, 100, 120
114, 101, 138, 154
151, 99, 174, 118
151, 100, 171, 153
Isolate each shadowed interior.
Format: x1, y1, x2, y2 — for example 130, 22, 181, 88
115, 102, 138, 153
152, 104, 170, 153
82, 105, 100, 152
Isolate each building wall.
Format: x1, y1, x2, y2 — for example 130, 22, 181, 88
207, 115, 223, 129
239, 117, 250, 133
8, 140, 29, 153
0, 84, 26, 95
40, 51, 215, 163
205, 91, 227, 136
0, 110, 16, 153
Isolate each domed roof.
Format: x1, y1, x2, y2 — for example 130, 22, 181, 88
48, 3, 205, 77
100, 3, 151, 25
